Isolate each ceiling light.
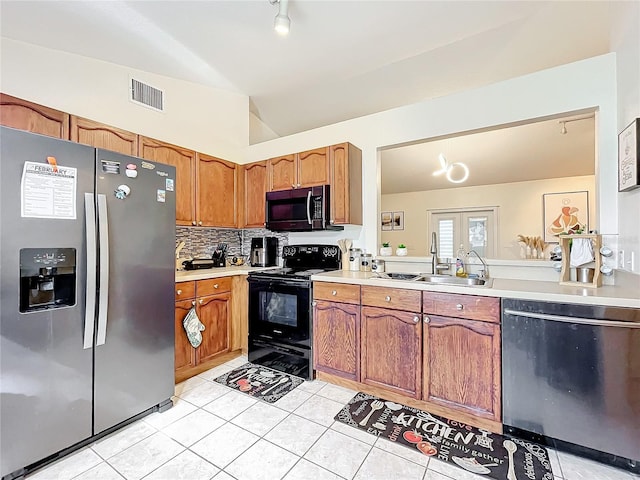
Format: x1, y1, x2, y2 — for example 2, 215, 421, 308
271, 0, 290, 35
433, 153, 469, 184
558, 114, 594, 135
560, 121, 567, 135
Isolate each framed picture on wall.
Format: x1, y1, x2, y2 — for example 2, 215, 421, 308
381, 211, 393, 231
543, 191, 589, 243
392, 211, 404, 230
618, 118, 639, 191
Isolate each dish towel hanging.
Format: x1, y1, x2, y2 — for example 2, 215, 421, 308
570, 238, 595, 267
183, 307, 205, 348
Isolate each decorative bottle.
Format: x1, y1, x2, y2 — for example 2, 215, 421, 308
455, 244, 467, 277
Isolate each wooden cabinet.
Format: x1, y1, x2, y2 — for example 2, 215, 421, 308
268, 147, 329, 191
361, 286, 423, 399
175, 277, 233, 381
241, 161, 268, 228
139, 136, 196, 226
423, 292, 501, 422
313, 283, 361, 381
0, 93, 69, 139
197, 153, 238, 227
70, 116, 138, 156
330, 143, 362, 225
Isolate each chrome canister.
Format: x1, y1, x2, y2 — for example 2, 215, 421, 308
371, 259, 385, 273
348, 248, 362, 271
360, 253, 373, 272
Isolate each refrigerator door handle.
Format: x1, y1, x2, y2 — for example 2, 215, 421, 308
96, 194, 110, 346
83, 193, 97, 349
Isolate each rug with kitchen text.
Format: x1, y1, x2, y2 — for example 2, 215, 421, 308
213, 363, 304, 403
335, 392, 553, 480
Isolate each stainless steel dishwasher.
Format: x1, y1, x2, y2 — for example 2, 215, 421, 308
502, 298, 640, 474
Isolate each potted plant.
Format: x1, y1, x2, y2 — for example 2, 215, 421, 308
380, 242, 393, 256
396, 244, 408, 256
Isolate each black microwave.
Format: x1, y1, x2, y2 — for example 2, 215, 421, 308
265, 185, 343, 232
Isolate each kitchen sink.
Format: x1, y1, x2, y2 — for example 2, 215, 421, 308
372, 272, 493, 287
414, 274, 493, 288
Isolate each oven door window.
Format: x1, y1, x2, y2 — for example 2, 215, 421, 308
249, 281, 310, 346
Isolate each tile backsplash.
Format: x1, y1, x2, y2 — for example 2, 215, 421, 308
176, 227, 289, 264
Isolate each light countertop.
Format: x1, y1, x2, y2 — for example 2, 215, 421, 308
311, 270, 640, 308
175, 266, 278, 282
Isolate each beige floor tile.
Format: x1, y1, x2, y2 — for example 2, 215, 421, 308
74, 462, 124, 480
177, 381, 230, 407
202, 390, 257, 421
108, 432, 184, 480
315, 383, 359, 404
272, 388, 312, 412
557, 451, 633, 480
230, 401, 289, 436
28, 448, 102, 480
283, 459, 343, 480
143, 398, 198, 429
92, 420, 157, 459
161, 409, 226, 447
293, 395, 345, 427
143, 450, 219, 480
264, 414, 328, 456
303, 429, 371, 479
330, 421, 377, 446
353, 447, 427, 480
225, 439, 299, 480
190, 422, 259, 469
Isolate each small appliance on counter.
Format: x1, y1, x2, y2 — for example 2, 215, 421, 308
211, 243, 227, 267
251, 237, 278, 267
182, 243, 227, 270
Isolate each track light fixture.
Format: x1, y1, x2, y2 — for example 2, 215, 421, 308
560, 121, 568, 135
270, 0, 290, 35
558, 114, 594, 135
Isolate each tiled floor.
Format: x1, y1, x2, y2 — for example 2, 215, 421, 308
27, 355, 637, 480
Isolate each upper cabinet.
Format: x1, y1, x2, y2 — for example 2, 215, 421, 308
0, 93, 69, 139
268, 147, 330, 191
263, 143, 362, 226
330, 143, 362, 225
138, 136, 196, 226
242, 161, 268, 228
70, 116, 138, 156
197, 153, 238, 227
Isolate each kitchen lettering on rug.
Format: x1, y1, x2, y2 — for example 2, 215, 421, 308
335, 392, 553, 480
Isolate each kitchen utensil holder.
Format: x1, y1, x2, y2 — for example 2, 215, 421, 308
558, 234, 602, 288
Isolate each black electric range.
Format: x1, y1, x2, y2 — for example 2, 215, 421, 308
247, 244, 341, 379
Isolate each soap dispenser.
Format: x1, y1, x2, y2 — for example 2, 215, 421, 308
455, 244, 467, 277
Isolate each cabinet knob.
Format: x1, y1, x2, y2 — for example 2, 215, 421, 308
456, 303, 464, 310
176, 289, 182, 295
291, 183, 296, 188
312, 301, 317, 307
330, 220, 335, 224
413, 316, 420, 324
296, 183, 301, 188
214, 284, 219, 289
192, 300, 196, 306
198, 221, 203, 226
385, 295, 391, 302
199, 299, 204, 304
331, 290, 337, 296
424, 316, 431, 324
192, 221, 196, 226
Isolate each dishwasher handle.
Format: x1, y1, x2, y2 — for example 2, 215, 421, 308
504, 308, 640, 329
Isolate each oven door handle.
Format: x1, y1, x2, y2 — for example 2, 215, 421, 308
249, 277, 311, 288
306, 190, 312, 225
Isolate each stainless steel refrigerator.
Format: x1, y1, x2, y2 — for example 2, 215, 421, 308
0, 126, 176, 479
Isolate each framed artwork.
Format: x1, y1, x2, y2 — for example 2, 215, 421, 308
381, 211, 393, 231
393, 211, 404, 230
381, 211, 404, 230
618, 118, 639, 192
543, 191, 589, 243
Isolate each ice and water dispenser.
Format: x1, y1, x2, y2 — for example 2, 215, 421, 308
19, 248, 76, 312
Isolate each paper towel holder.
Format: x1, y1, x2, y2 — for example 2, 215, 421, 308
558, 234, 602, 288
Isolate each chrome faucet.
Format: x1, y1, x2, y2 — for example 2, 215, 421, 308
467, 250, 489, 278
430, 232, 450, 275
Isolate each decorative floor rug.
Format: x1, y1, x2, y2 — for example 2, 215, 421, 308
335, 392, 553, 480
214, 363, 304, 403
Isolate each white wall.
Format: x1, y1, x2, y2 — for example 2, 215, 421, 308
246, 54, 618, 258
381, 175, 596, 259
611, 2, 640, 275
0, 38, 249, 163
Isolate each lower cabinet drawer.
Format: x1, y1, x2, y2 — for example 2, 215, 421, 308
175, 281, 196, 301
314, 282, 361, 304
361, 285, 421, 312
422, 292, 500, 323
198, 276, 233, 296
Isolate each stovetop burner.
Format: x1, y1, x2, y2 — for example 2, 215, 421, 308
249, 244, 341, 281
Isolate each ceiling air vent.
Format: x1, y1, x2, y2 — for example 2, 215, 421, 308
130, 78, 164, 112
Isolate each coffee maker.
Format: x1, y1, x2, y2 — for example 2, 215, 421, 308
250, 237, 278, 267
